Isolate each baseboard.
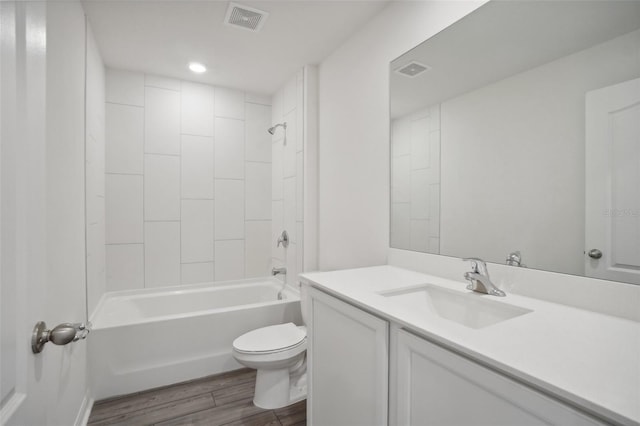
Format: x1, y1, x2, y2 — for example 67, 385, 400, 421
73, 393, 94, 426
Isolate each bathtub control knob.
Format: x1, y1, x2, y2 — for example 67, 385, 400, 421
277, 230, 289, 248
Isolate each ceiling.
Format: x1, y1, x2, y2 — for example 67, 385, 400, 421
390, 1, 640, 118
83, 0, 389, 95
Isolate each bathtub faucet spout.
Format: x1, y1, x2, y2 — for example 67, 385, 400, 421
271, 267, 287, 276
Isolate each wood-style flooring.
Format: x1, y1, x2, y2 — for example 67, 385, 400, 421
88, 368, 306, 426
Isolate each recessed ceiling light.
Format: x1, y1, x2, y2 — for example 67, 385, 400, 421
188, 62, 207, 73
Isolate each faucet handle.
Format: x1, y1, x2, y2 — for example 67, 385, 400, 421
462, 257, 487, 275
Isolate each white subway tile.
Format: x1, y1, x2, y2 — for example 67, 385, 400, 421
286, 242, 296, 286
181, 200, 214, 263
214, 179, 244, 240
145, 74, 180, 91
245, 221, 271, 278
105, 103, 144, 174
181, 262, 214, 285
391, 203, 411, 249
272, 200, 284, 261
145, 87, 181, 154
245, 92, 271, 106
391, 156, 410, 203
296, 221, 304, 261
392, 119, 411, 158
411, 169, 428, 220
272, 140, 283, 200
283, 111, 296, 177
215, 240, 245, 281
296, 152, 303, 222
296, 237, 304, 276
410, 220, 429, 252
245, 162, 271, 220
214, 118, 244, 179
245, 103, 272, 163
145, 222, 180, 287
411, 116, 430, 170
296, 93, 304, 153
106, 174, 143, 244
106, 69, 144, 106
181, 81, 214, 136
283, 177, 296, 243
181, 135, 214, 199
106, 244, 144, 291
215, 87, 245, 120
145, 154, 180, 221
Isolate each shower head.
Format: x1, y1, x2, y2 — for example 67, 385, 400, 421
268, 122, 287, 135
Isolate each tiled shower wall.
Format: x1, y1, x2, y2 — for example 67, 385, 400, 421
104, 69, 278, 291
390, 105, 441, 254
271, 70, 305, 287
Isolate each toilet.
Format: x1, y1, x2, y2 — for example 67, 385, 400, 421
232, 284, 309, 409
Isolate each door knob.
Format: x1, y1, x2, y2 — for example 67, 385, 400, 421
31, 321, 91, 353
588, 249, 603, 259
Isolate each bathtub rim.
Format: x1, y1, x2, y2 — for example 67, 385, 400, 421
90, 276, 300, 330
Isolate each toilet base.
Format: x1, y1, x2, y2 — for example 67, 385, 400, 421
253, 358, 307, 409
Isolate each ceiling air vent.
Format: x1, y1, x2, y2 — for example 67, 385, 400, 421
395, 61, 431, 78
224, 2, 269, 32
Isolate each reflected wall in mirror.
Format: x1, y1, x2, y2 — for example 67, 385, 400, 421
390, 1, 640, 284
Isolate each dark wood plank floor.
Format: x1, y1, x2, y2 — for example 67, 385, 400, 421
88, 368, 306, 426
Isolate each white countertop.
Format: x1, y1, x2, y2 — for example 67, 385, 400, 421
300, 265, 640, 426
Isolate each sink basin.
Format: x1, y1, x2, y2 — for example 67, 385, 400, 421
380, 284, 532, 329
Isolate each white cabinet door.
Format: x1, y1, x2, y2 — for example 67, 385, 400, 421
308, 287, 388, 426
392, 328, 604, 426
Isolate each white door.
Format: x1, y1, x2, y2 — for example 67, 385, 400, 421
585, 78, 640, 285
0, 1, 49, 424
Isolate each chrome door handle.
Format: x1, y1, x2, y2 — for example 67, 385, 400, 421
31, 321, 91, 353
588, 249, 603, 259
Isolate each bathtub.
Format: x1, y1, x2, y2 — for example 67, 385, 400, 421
88, 278, 302, 400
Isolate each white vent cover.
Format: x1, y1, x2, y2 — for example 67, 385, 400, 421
224, 2, 269, 32
395, 61, 431, 78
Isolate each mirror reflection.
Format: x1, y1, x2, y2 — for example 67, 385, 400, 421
390, 1, 640, 284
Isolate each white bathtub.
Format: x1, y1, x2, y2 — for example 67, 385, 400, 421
88, 278, 302, 400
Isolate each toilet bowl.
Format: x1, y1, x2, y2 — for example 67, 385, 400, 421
232, 283, 310, 409
232, 322, 307, 409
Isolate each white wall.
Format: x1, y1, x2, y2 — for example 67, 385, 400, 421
104, 70, 273, 290
86, 24, 106, 316
317, 1, 486, 271
271, 70, 306, 286
439, 29, 640, 276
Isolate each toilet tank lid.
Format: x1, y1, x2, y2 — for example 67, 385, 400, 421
233, 322, 306, 353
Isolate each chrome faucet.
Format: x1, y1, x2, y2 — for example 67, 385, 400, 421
506, 251, 525, 267
462, 258, 506, 297
271, 267, 287, 276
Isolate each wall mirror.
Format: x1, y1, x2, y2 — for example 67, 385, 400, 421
389, 1, 640, 284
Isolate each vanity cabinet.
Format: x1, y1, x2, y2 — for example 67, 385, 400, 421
306, 285, 610, 426
391, 327, 605, 426
308, 287, 389, 426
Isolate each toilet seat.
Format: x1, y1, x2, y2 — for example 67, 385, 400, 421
233, 323, 306, 355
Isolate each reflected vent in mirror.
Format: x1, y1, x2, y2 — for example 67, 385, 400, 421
224, 2, 269, 32
395, 61, 430, 78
